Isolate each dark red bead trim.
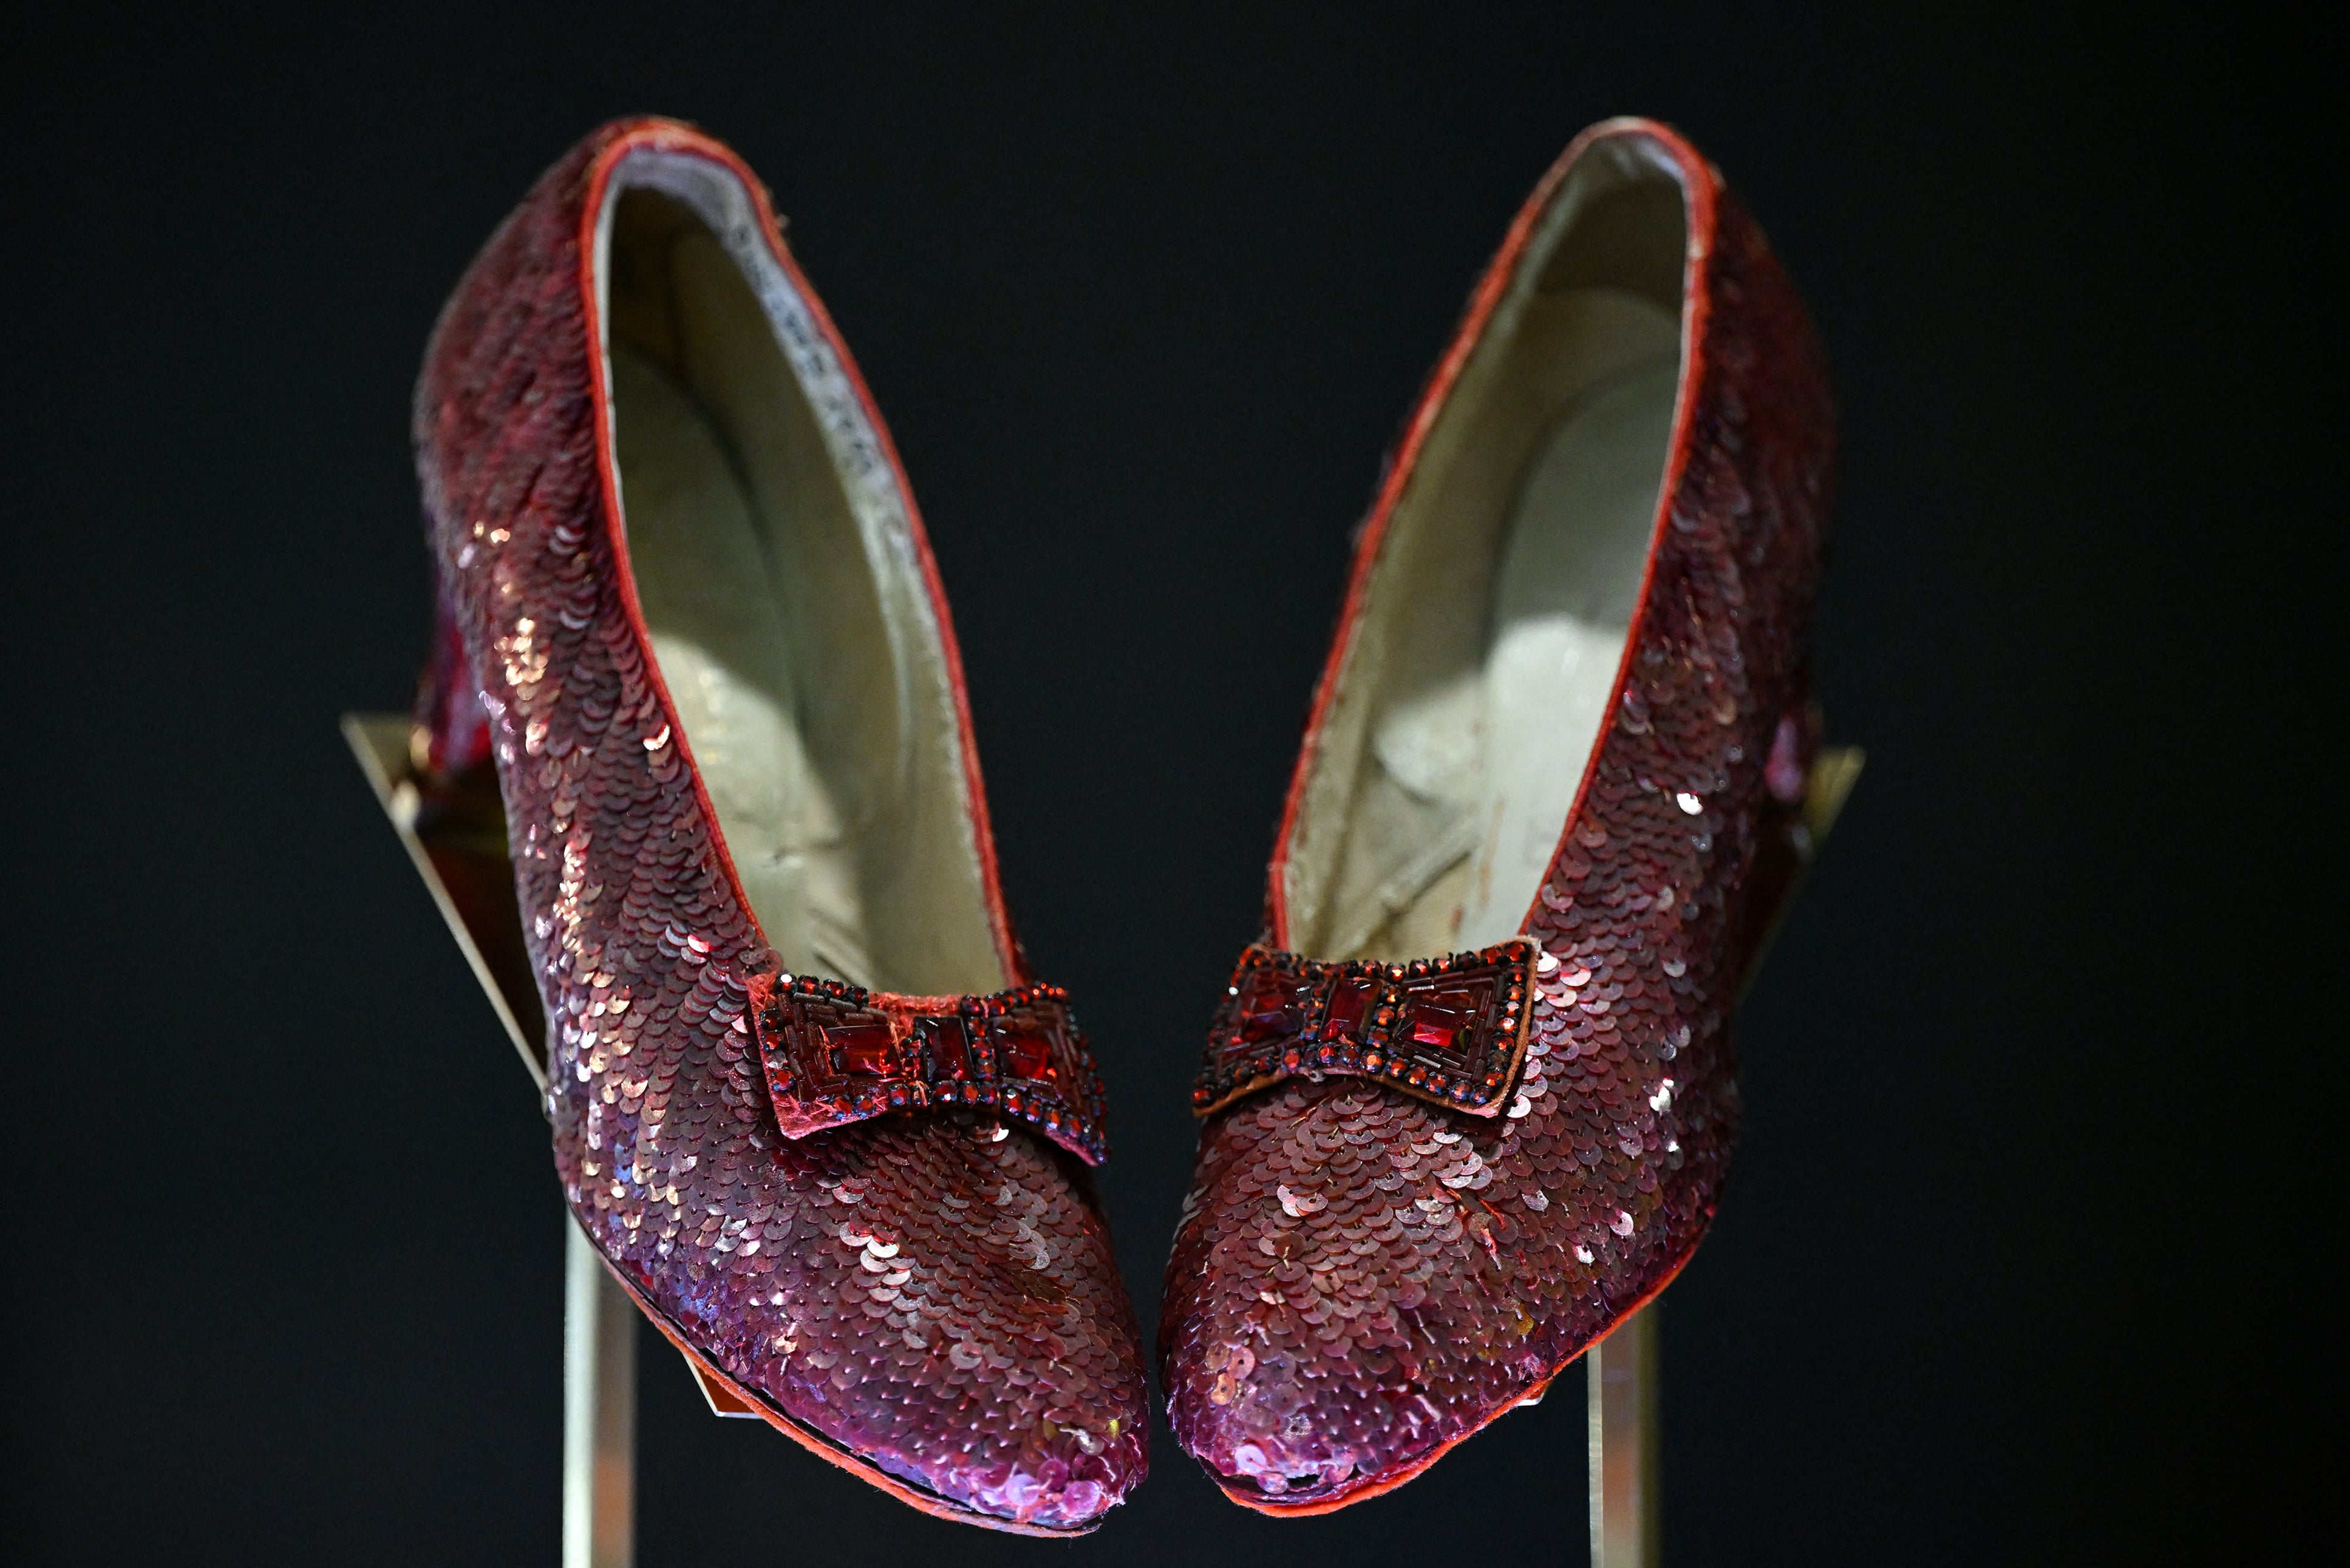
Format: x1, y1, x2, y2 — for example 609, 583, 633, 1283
747, 955, 1109, 1165
1191, 939, 1534, 1118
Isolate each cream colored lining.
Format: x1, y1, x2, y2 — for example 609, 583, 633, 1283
1281, 137, 1691, 961
592, 154, 1005, 997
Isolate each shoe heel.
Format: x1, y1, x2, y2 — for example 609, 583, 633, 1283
1735, 739, 1865, 996
412, 551, 492, 780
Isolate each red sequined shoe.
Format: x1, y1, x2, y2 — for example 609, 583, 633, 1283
412, 117, 1145, 1533
1160, 118, 1834, 1512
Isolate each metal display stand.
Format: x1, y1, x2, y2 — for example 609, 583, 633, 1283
346, 710, 1856, 1564
1587, 1303, 1663, 1567
344, 715, 756, 1568
1584, 744, 1863, 1567
563, 1218, 637, 1568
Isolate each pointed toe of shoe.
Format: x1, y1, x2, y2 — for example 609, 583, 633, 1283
768, 1117, 1148, 1530
867, 1170, 1153, 1532
1160, 1340, 1405, 1510
916, 1414, 1147, 1533
1160, 1079, 1581, 1512
877, 1393, 1145, 1533
585, 1110, 1146, 1532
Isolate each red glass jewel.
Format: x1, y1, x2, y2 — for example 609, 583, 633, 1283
917, 1016, 975, 1078
1231, 969, 1312, 1052
1405, 988, 1480, 1055
997, 1026, 1057, 1082
1324, 975, 1375, 1039
826, 1020, 897, 1076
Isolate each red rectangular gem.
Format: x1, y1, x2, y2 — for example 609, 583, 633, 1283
918, 1017, 975, 1078
1229, 968, 1312, 1054
1407, 1005, 1468, 1052
1405, 985, 1483, 1057
996, 1024, 1057, 1082
824, 1020, 898, 1077
1323, 975, 1375, 1039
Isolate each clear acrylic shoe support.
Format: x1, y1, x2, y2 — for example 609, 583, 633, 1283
346, 710, 1857, 1565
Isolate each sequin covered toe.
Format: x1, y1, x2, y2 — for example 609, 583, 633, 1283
412, 117, 1145, 1532
1160, 120, 1834, 1512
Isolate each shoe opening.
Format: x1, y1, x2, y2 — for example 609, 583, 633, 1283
1280, 131, 1692, 962
590, 157, 1009, 997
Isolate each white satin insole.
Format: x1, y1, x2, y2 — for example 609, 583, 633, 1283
610, 342, 877, 988
1454, 353, 1680, 947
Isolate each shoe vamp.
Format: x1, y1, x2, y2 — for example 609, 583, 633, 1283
1160, 1047, 1732, 1501
556, 1058, 1147, 1521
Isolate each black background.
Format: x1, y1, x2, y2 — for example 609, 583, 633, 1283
3, 5, 2323, 1564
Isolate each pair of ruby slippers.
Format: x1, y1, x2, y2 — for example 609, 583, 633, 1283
409, 115, 1832, 1533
